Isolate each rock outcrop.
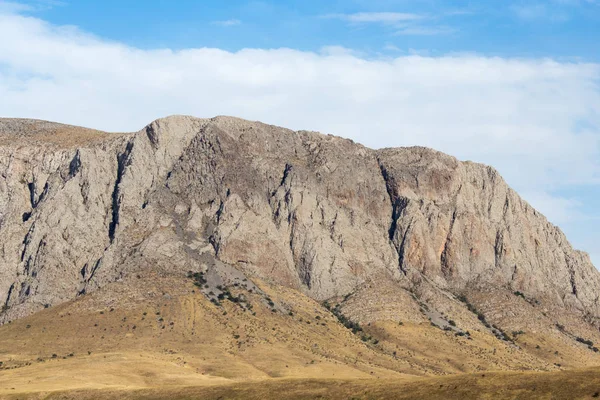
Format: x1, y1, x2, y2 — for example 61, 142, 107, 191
0, 115, 598, 326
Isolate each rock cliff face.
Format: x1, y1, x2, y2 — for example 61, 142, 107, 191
0, 116, 598, 325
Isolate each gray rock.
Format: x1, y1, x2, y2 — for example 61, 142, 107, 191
0, 115, 597, 326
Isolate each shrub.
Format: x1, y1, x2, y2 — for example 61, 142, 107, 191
576, 337, 594, 347
327, 304, 362, 334
448, 320, 456, 327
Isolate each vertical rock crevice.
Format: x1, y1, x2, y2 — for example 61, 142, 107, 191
68, 150, 82, 178
440, 210, 457, 277
377, 157, 409, 275
27, 181, 49, 209
108, 141, 134, 242
2, 283, 14, 312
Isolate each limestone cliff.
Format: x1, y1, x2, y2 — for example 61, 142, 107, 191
0, 116, 598, 327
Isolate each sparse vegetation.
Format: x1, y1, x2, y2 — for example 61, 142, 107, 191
576, 337, 594, 347
324, 301, 362, 334
187, 271, 207, 287
458, 295, 492, 329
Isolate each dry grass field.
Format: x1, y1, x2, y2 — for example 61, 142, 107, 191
5, 368, 600, 399
1, 272, 600, 399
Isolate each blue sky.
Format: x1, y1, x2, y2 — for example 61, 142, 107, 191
14, 0, 600, 59
0, 0, 599, 266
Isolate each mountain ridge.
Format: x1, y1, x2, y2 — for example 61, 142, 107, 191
0, 115, 598, 322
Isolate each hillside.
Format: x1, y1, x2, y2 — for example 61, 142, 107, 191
1, 116, 600, 398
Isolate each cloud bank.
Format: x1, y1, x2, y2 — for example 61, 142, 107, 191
0, 7, 599, 264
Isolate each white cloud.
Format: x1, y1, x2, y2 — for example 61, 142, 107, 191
323, 12, 422, 24
0, 8, 599, 259
212, 19, 241, 27
0, 0, 31, 12
511, 3, 569, 21
0, 0, 64, 12
322, 11, 455, 35
383, 43, 401, 52
394, 25, 456, 35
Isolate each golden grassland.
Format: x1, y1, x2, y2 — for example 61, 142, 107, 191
5, 368, 600, 399
1, 273, 600, 399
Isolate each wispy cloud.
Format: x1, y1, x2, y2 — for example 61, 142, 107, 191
0, 0, 65, 12
395, 25, 456, 36
511, 0, 600, 22
322, 12, 422, 24
322, 11, 455, 35
211, 19, 241, 27
511, 3, 569, 21
0, 1, 32, 12
553, 0, 599, 5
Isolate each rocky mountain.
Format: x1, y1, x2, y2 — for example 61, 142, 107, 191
1, 115, 598, 323
2, 116, 600, 397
